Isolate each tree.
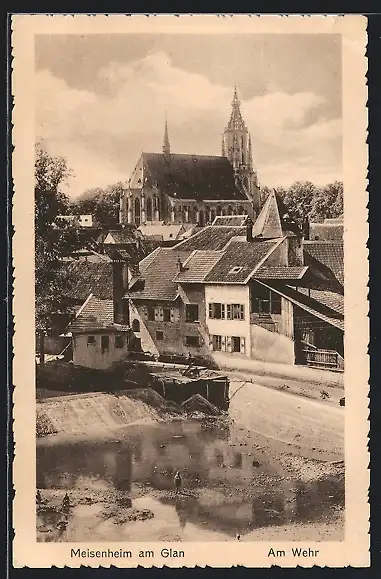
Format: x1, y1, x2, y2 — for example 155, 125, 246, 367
283, 181, 317, 220
35, 142, 80, 338
310, 181, 343, 223
72, 182, 124, 226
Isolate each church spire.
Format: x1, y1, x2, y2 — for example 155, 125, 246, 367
227, 86, 246, 131
163, 116, 170, 157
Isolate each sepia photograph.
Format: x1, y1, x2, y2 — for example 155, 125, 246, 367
12, 14, 369, 568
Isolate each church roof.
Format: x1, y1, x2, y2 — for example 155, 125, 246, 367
252, 191, 301, 239
142, 152, 247, 202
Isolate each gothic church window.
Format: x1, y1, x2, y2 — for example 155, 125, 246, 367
146, 197, 153, 221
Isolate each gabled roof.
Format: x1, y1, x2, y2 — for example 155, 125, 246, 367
66, 295, 130, 333
304, 241, 344, 286
125, 248, 192, 301
104, 227, 139, 244
174, 225, 246, 251
212, 215, 249, 226
142, 152, 247, 201
62, 260, 114, 301
173, 250, 224, 283
252, 191, 301, 239
203, 239, 281, 284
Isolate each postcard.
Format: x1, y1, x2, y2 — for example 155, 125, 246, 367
12, 14, 369, 568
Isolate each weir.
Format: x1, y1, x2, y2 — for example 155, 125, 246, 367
37, 392, 160, 436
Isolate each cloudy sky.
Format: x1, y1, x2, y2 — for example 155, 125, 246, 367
35, 33, 342, 197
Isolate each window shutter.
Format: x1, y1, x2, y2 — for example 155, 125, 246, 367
221, 304, 226, 319
226, 336, 232, 353
170, 308, 175, 322
209, 335, 214, 351
221, 336, 226, 352
241, 305, 245, 320
227, 304, 232, 320
208, 303, 213, 318
240, 337, 246, 354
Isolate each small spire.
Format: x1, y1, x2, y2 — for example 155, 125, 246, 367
221, 135, 225, 157
163, 115, 170, 157
232, 85, 240, 107
248, 135, 253, 165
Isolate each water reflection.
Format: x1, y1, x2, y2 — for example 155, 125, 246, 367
37, 420, 344, 541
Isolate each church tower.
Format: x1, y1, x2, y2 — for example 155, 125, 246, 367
222, 87, 260, 213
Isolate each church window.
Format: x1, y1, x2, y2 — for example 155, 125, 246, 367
211, 209, 216, 222
216, 205, 222, 216
238, 205, 244, 215
221, 207, 227, 216
134, 197, 141, 226
146, 197, 153, 221
228, 206, 234, 215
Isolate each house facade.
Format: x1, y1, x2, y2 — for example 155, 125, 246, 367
119, 88, 260, 229
125, 192, 344, 371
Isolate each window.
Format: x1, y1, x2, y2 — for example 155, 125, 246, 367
156, 330, 164, 341
232, 336, 241, 353
228, 266, 243, 275
186, 304, 199, 322
208, 303, 225, 319
163, 308, 171, 322
251, 285, 281, 315
233, 452, 242, 468
101, 335, 109, 352
185, 335, 200, 347
210, 335, 222, 351
147, 306, 155, 321
227, 304, 245, 320
115, 335, 124, 349
132, 319, 140, 332
87, 335, 96, 345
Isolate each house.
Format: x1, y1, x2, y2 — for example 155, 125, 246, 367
65, 294, 132, 370
61, 249, 140, 369
119, 88, 260, 229
124, 191, 344, 371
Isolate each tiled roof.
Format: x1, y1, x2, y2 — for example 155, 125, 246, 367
173, 251, 224, 283
297, 288, 344, 315
304, 241, 344, 286
310, 223, 343, 241
138, 223, 184, 241
259, 282, 344, 331
67, 295, 129, 333
204, 240, 280, 283
62, 260, 114, 301
212, 215, 248, 226
125, 248, 192, 301
255, 266, 308, 280
104, 228, 138, 244
174, 225, 246, 251
142, 152, 247, 201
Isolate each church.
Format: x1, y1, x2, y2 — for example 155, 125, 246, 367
119, 88, 261, 228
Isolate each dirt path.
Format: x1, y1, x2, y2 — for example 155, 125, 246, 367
229, 380, 344, 461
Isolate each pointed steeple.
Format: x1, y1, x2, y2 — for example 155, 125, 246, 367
221, 134, 226, 157
227, 86, 246, 131
163, 115, 170, 157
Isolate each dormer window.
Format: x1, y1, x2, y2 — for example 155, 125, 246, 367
228, 266, 243, 275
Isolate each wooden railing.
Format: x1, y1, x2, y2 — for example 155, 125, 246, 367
302, 347, 344, 371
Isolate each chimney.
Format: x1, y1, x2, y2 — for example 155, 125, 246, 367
177, 257, 185, 272
302, 216, 310, 241
112, 254, 130, 324
246, 216, 253, 242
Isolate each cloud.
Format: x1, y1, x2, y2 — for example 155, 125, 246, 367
35, 52, 342, 197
